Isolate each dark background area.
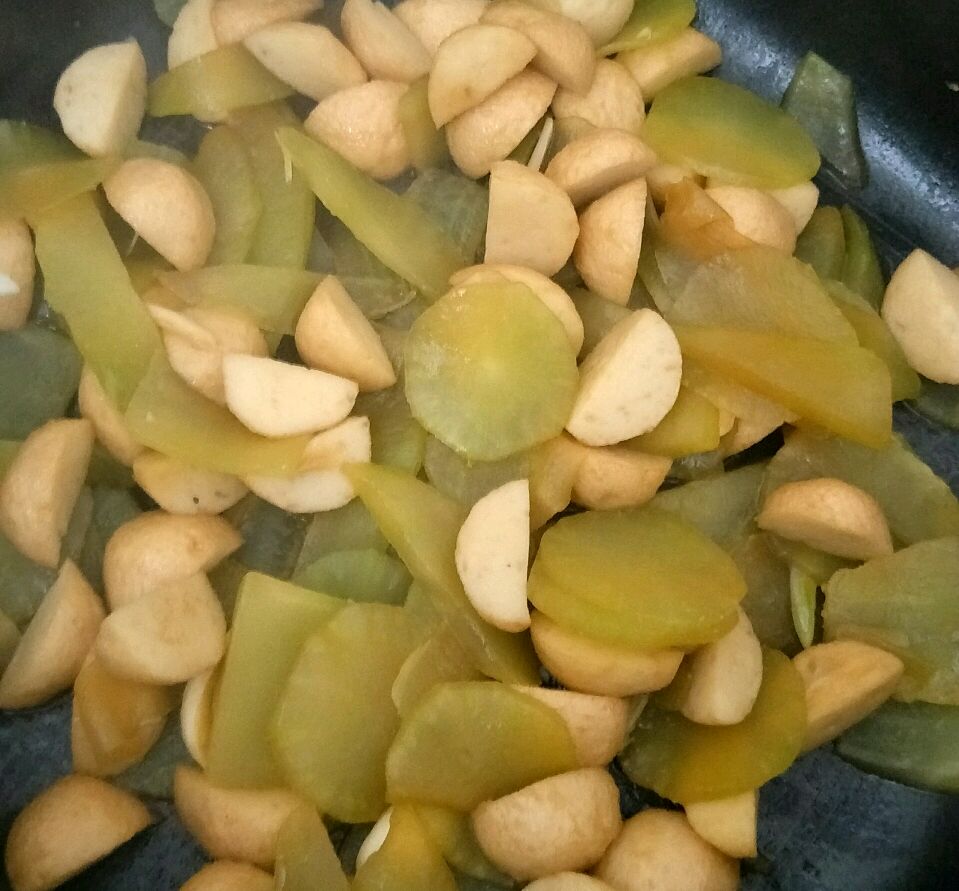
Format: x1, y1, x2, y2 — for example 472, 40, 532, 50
1, 1, 958, 888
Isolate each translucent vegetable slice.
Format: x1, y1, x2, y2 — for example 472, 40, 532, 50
823, 538, 959, 705
231, 496, 310, 579
794, 206, 846, 280
353, 805, 457, 891
840, 206, 885, 308
33, 193, 160, 408
763, 428, 959, 546
674, 325, 892, 448
569, 287, 632, 356
158, 266, 320, 333
912, 378, 959, 430
621, 649, 806, 802
292, 549, 411, 604
412, 805, 509, 885
206, 573, 342, 787
392, 627, 484, 719
78, 487, 141, 592
627, 386, 720, 458
732, 532, 799, 654
782, 51, 867, 188
346, 462, 541, 684
0, 327, 81, 439
529, 507, 746, 649
148, 44, 293, 120
230, 105, 315, 269
192, 126, 262, 265
0, 119, 74, 167
294, 499, 387, 573
386, 681, 578, 811
355, 384, 428, 475
125, 355, 310, 477
398, 77, 449, 172
275, 807, 351, 891
0, 532, 57, 627
277, 126, 466, 298
0, 157, 118, 221
404, 283, 579, 461
115, 719, 190, 800
643, 76, 821, 188
423, 437, 529, 507
652, 463, 765, 549
769, 537, 849, 588
273, 603, 420, 822
404, 169, 489, 264
790, 565, 818, 649
600, 0, 697, 55
836, 700, 959, 794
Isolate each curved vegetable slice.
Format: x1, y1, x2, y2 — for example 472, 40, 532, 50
275, 806, 350, 891
790, 565, 818, 650
355, 384, 428, 475
840, 205, 885, 308
404, 169, 489, 265
207, 573, 342, 788
148, 44, 293, 120
0, 532, 57, 627
0, 157, 118, 221
0, 119, 74, 167
346, 462, 540, 684
404, 283, 579, 461
230, 104, 315, 269
643, 76, 820, 188
913, 378, 959, 430
274, 603, 420, 822
398, 77, 449, 172
763, 428, 959, 546
386, 681, 578, 811
33, 194, 160, 408
424, 436, 529, 507
836, 700, 959, 794
675, 325, 892, 448
627, 386, 720, 458
795, 206, 846, 280
823, 538, 959, 705
277, 126, 466, 298
193, 126, 262, 265
621, 649, 806, 802
600, 0, 697, 55
292, 549, 411, 605
295, 499, 387, 572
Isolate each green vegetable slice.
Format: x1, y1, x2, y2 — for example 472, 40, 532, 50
293, 549, 411, 605
423, 436, 529, 507
277, 126, 466, 299
569, 287, 632, 356
912, 378, 959, 430
840, 205, 885, 308
153, 0, 187, 28
33, 193, 160, 408
836, 700, 959, 794
600, 0, 697, 55
294, 500, 388, 573
733, 532, 799, 654
795, 206, 846, 279
404, 283, 579, 461
790, 565, 818, 649
398, 77, 450, 172
621, 649, 806, 802
116, 718, 190, 800
275, 807, 351, 891
404, 169, 489, 264
781, 51, 868, 188
643, 76, 821, 188
0, 120, 74, 168
355, 384, 428, 475
0, 532, 57, 627
231, 496, 310, 580
0, 157, 118, 221
78, 487, 142, 592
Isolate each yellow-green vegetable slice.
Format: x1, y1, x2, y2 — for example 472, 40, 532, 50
790, 565, 818, 649
353, 805, 458, 891
295, 500, 388, 573
404, 169, 489, 264
769, 537, 849, 588
404, 283, 579, 461
293, 549, 412, 605
355, 385, 428, 475
0, 119, 74, 167
764, 428, 959, 546
158, 266, 320, 333
275, 806, 351, 891
386, 682, 578, 811
644, 76, 821, 188
621, 649, 806, 802
148, 44, 293, 119
61, 488, 94, 566
0, 609, 18, 672
126, 138, 189, 166
192, 126, 262, 265
675, 325, 892, 448
824, 537, 959, 705
0, 532, 57, 627
0, 440, 18, 480
0, 327, 81, 439
274, 603, 421, 822
392, 627, 484, 719
207, 573, 342, 788
840, 205, 885, 308
346, 462, 541, 684
795, 205, 846, 280
33, 193, 160, 408
423, 436, 529, 507
277, 127, 466, 299
125, 354, 310, 476
837, 700, 959, 795
412, 805, 510, 885
600, 0, 697, 55
731, 532, 798, 654
569, 287, 633, 356
628, 386, 720, 458
398, 77, 449, 172
912, 378, 959, 431
0, 157, 118, 221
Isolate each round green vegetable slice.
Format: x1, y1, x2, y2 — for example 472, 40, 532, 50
404, 282, 579, 461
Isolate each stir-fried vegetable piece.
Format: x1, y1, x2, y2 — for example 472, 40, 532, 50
148, 44, 293, 120
732, 533, 799, 653
0, 532, 58, 627
412, 805, 509, 885
77, 487, 141, 592
355, 384, 428, 475
293, 549, 411, 604
275, 806, 351, 891
643, 76, 820, 188
570, 287, 632, 356
837, 700, 959, 794
628, 386, 721, 458
795, 206, 846, 280
912, 378, 959, 430
33, 193, 160, 408
782, 51, 868, 188
404, 169, 489, 264
231, 496, 310, 580
116, 719, 190, 800
0, 119, 74, 167
790, 565, 819, 649
0, 158, 118, 221
206, 573, 342, 788
764, 429, 959, 546
600, 0, 697, 55
839, 205, 885, 308
386, 681, 578, 811
423, 437, 529, 507
192, 126, 262, 265
824, 538, 959, 705
0, 327, 81, 439
621, 650, 806, 802
294, 500, 387, 573
675, 326, 892, 448
346, 462, 541, 684
275, 603, 422, 822
398, 77, 449, 172
125, 355, 310, 476
404, 283, 579, 461
277, 127, 466, 299
158, 266, 320, 334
